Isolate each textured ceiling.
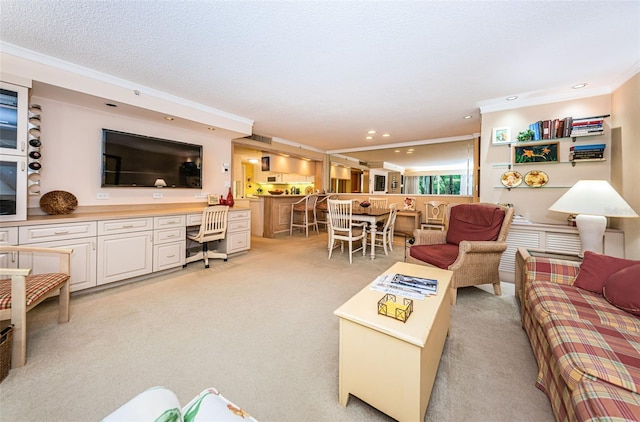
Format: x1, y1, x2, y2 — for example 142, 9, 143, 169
1, 1, 639, 161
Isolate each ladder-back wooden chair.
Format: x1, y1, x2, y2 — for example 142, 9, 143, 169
0, 245, 72, 368
327, 199, 367, 264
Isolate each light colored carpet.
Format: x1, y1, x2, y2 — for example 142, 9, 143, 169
0, 233, 554, 421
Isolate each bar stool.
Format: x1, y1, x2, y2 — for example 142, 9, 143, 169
290, 194, 319, 237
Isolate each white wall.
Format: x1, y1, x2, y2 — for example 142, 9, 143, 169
480, 95, 612, 225
29, 95, 233, 208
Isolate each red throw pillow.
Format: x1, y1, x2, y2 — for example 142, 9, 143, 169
573, 251, 640, 294
602, 265, 640, 316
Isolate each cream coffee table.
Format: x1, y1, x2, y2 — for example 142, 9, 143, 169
334, 261, 453, 421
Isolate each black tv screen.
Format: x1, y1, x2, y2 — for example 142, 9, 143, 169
101, 129, 202, 188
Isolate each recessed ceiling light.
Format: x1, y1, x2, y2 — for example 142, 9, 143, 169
366, 136, 374, 140
394, 150, 400, 153
248, 158, 258, 164
463, 115, 472, 119
506, 96, 518, 101
105, 103, 118, 107
382, 133, 390, 137
572, 83, 587, 89
164, 116, 174, 121
406, 150, 414, 154
368, 130, 376, 134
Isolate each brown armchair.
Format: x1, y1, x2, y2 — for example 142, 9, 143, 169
406, 203, 514, 304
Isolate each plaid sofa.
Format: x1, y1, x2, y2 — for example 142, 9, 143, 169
522, 256, 640, 421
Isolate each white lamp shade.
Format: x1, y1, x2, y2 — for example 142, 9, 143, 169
549, 180, 638, 256
548, 180, 638, 218
154, 178, 167, 188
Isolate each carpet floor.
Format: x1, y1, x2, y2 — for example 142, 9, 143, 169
0, 232, 554, 421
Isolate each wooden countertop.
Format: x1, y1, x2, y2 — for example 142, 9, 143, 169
1, 203, 250, 228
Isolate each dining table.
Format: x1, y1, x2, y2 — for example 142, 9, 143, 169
350, 206, 390, 260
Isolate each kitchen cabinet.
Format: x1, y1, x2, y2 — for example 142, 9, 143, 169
97, 218, 153, 285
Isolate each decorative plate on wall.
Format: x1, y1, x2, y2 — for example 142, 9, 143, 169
500, 171, 523, 188
524, 170, 549, 188
39, 190, 78, 215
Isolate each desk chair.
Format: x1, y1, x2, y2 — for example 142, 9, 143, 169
0, 245, 72, 368
327, 199, 367, 264
185, 205, 228, 268
290, 194, 319, 237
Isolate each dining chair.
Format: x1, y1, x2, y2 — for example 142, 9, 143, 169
290, 194, 319, 237
421, 201, 447, 230
327, 199, 367, 264
185, 205, 229, 268
370, 205, 398, 255
368, 197, 388, 209
315, 194, 338, 230
0, 245, 72, 368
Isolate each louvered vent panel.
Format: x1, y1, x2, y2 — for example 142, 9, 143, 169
500, 230, 541, 273
244, 134, 272, 144
545, 232, 581, 255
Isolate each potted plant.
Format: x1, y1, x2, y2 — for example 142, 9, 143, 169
517, 129, 534, 142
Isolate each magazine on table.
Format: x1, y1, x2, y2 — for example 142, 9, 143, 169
370, 273, 438, 300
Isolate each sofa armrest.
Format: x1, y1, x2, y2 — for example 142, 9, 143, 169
411, 229, 447, 246
525, 257, 581, 286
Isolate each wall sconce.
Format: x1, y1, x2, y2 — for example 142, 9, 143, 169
154, 178, 167, 188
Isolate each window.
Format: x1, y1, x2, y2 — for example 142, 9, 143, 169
404, 174, 472, 195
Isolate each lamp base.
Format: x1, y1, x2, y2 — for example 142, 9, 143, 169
575, 214, 606, 257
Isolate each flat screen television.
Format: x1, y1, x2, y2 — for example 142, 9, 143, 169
101, 129, 202, 188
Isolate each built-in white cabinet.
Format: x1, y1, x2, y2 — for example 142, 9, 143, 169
18, 221, 97, 291
499, 222, 624, 283
97, 218, 153, 285
153, 215, 186, 272
4, 207, 251, 292
0, 226, 18, 268
0, 81, 29, 222
219, 209, 251, 254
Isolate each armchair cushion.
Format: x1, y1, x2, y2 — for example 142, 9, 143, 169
409, 244, 459, 269
573, 251, 640, 294
603, 265, 640, 316
445, 204, 505, 245
0, 273, 70, 309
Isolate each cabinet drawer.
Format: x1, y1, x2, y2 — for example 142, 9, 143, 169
186, 213, 202, 226
228, 209, 250, 221
153, 241, 186, 272
0, 227, 18, 245
227, 219, 250, 233
98, 218, 153, 235
222, 231, 251, 254
154, 214, 186, 229
154, 227, 186, 244
19, 221, 97, 244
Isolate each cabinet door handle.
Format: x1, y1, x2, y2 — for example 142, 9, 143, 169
92, 241, 96, 251
166, 254, 175, 258
21, 141, 26, 152
122, 225, 134, 229
21, 161, 26, 171
166, 234, 176, 238
54, 231, 69, 235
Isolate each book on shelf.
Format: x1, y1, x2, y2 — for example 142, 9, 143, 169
570, 143, 605, 151
563, 117, 573, 137
570, 153, 604, 161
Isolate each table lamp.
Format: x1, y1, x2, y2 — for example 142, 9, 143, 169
154, 178, 167, 188
548, 180, 638, 256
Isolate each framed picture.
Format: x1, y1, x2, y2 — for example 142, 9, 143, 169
513, 142, 559, 164
403, 197, 416, 211
261, 156, 270, 171
492, 127, 512, 144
